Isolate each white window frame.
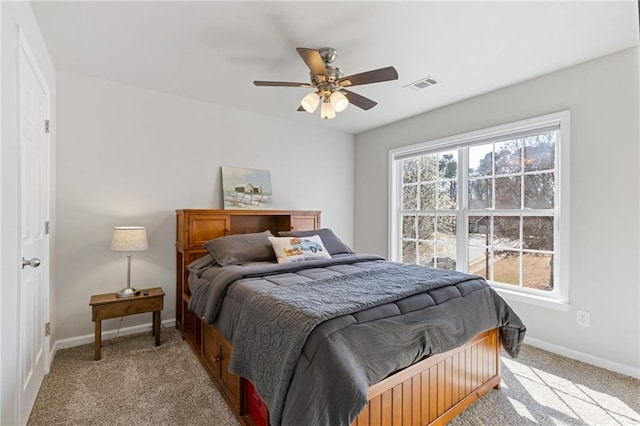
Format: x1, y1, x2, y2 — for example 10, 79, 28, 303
389, 111, 570, 310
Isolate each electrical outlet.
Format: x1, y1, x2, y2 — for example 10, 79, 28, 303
577, 310, 590, 327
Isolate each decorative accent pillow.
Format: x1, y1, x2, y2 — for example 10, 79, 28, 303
268, 235, 332, 264
204, 230, 275, 266
278, 228, 354, 255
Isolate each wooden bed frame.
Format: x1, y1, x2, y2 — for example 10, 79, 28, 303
176, 209, 501, 426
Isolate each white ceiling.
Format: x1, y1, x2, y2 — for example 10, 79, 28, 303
31, 1, 639, 134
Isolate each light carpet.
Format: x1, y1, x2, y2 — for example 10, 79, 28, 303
28, 327, 236, 426
29, 328, 639, 425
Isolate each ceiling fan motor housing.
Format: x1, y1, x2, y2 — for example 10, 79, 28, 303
311, 48, 343, 92
313, 65, 344, 91
319, 47, 338, 64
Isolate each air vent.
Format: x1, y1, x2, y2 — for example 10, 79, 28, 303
404, 76, 439, 91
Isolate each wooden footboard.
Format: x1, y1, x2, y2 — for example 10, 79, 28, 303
188, 319, 501, 426
353, 328, 501, 426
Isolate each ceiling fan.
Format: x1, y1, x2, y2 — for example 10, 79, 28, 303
253, 47, 398, 120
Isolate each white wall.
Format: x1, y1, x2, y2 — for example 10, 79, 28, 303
55, 71, 354, 341
1, 2, 57, 424
354, 47, 639, 376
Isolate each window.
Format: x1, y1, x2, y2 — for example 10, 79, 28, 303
390, 112, 569, 305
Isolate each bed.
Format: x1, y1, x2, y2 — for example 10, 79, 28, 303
175, 209, 525, 426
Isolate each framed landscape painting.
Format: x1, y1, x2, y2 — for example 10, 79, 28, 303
221, 166, 273, 209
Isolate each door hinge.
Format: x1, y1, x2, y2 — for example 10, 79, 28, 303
45, 120, 50, 134
45, 322, 50, 337
45, 221, 50, 235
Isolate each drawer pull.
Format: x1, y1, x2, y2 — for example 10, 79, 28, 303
210, 355, 221, 364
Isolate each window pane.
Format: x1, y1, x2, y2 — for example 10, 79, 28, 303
419, 154, 437, 182
434, 244, 456, 270
524, 133, 556, 172
402, 215, 416, 239
402, 185, 417, 210
438, 151, 458, 179
468, 247, 491, 278
523, 253, 553, 291
523, 216, 554, 251
524, 173, 555, 209
419, 183, 436, 210
437, 215, 456, 243
402, 158, 418, 183
402, 240, 416, 264
469, 143, 493, 177
495, 140, 522, 175
468, 178, 492, 209
493, 216, 520, 249
468, 215, 490, 247
418, 241, 435, 266
438, 181, 457, 209
417, 215, 435, 240
495, 176, 520, 209
493, 250, 520, 286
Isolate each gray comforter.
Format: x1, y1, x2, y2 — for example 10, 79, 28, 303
188, 255, 526, 426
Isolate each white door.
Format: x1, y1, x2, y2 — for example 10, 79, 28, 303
18, 33, 50, 425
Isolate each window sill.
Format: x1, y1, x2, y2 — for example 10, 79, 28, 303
494, 287, 569, 312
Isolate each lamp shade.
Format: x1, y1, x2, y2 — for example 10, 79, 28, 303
110, 227, 149, 252
320, 101, 336, 120
300, 92, 320, 113
330, 91, 349, 112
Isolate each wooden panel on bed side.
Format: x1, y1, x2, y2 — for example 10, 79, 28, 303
202, 322, 243, 414
352, 328, 501, 426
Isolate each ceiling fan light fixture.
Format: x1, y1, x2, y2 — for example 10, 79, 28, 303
300, 92, 320, 113
330, 91, 349, 112
255, 47, 398, 119
320, 100, 336, 120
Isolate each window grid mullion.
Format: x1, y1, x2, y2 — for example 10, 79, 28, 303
519, 142, 525, 288
489, 214, 494, 281
458, 147, 469, 273
519, 214, 524, 288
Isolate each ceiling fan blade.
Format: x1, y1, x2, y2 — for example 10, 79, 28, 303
338, 66, 398, 87
254, 81, 313, 88
341, 89, 377, 111
296, 48, 328, 78
297, 106, 306, 112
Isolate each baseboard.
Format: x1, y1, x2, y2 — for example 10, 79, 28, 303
524, 336, 640, 379
47, 322, 638, 379
51, 318, 177, 358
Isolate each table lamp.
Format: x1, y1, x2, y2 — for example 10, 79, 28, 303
110, 226, 148, 298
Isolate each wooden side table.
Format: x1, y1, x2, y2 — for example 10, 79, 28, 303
89, 287, 165, 360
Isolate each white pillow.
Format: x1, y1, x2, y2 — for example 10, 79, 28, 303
268, 235, 331, 264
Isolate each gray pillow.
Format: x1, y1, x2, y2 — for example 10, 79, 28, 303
204, 230, 275, 266
186, 254, 217, 277
278, 228, 353, 255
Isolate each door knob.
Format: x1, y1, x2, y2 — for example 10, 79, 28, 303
22, 257, 41, 269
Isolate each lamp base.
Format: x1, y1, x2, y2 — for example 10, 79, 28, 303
116, 287, 141, 298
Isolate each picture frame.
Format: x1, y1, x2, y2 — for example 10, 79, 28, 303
221, 166, 273, 209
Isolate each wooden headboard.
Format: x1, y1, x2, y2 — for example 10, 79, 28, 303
175, 209, 320, 335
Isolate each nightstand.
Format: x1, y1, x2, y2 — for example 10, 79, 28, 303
89, 287, 165, 360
